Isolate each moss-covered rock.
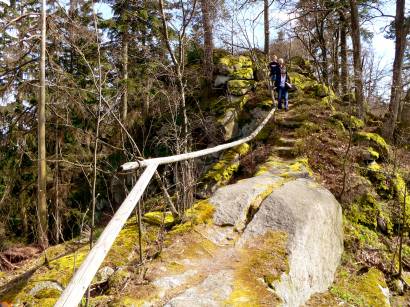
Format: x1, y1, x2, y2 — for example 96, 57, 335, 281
0, 216, 146, 305
295, 121, 321, 137
364, 162, 391, 198
330, 268, 390, 307
107, 268, 131, 294
315, 83, 331, 98
367, 147, 380, 160
227, 80, 255, 96
230, 67, 254, 80
289, 56, 314, 76
202, 143, 250, 188
170, 200, 215, 235
142, 211, 175, 228
225, 231, 288, 305
218, 55, 252, 70
331, 112, 364, 130
217, 107, 239, 140
346, 193, 392, 234
353, 132, 390, 160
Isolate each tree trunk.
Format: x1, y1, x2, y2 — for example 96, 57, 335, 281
332, 28, 340, 94
320, 43, 329, 85
200, 0, 213, 97
382, 0, 408, 140
264, 0, 270, 55
122, 32, 129, 122
340, 11, 348, 95
37, 0, 48, 249
349, 0, 365, 119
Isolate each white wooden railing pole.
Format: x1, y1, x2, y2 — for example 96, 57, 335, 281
55, 163, 158, 307
121, 107, 276, 171
56, 106, 277, 306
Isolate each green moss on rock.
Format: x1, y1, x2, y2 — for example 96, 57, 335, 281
230, 67, 254, 80
353, 132, 389, 160
346, 194, 392, 232
330, 268, 390, 307
295, 121, 321, 137
367, 147, 380, 160
331, 112, 364, 130
170, 200, 215, 235
143, 211, 175, 228
219, 55, 252, 69
203, 144, 250, 187
227, 80, 255, 96
226, 231, 288, 306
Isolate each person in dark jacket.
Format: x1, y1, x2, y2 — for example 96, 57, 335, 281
275, 66, 291, 111
268, 55, 279, 84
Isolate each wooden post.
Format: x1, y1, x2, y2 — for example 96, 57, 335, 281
55, 163, 158, 307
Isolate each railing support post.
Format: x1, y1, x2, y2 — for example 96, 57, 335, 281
55, 163, 158, 307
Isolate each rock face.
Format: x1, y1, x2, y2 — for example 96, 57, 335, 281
122, 156, 343, 307
210, 175, 282, 231
240, 178, 343, 306
213, 55, 255, 141
164, 270, 234, 307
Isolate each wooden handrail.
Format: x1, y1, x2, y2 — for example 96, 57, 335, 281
121, 107, 276, 170
56, 106, 276, 306
55, 163, 158, 307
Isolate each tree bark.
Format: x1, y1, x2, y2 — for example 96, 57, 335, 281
37, 0, 48, 249
382, 0, 408, 140
332, 27, 340, 94
339, 12, 348, 95
264, 0, 270, 55
122, 32, 129, 122
349, 0, 365, 119
200, 0, 213, 97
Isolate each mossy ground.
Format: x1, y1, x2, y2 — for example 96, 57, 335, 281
225, 231, 288, 306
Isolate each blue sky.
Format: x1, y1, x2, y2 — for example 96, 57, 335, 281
95, 1, 396, 71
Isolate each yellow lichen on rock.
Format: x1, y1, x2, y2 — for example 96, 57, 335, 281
226, 231, 288, 306
143, 211, 175, 227
203, 143, 250, 187
330, 267, 390, 307
169, 200, 215, 235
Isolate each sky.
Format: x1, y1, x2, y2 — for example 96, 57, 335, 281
95, 1, 396, 72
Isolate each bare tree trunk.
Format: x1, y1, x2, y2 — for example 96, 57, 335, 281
200, 0, 213, 97
37, 0, 48, 249
320, 43, 329, 85
349, 0, 365, 119
398, 185, 407, 278
159, 0, 196, 212
332, 28, 340, 93
382, 0, 408, 140
122, 32, 129, 122
264, 0, 269, 56
339, 11, 348, 95
52, 134, 61, 244
20, 197, 29, 236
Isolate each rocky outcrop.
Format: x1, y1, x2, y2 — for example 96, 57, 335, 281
240, 178, 343, 306
138, 156, 341, 307
213, 55, 255, 141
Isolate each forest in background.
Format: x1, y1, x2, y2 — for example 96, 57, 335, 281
0, 0, 409, 256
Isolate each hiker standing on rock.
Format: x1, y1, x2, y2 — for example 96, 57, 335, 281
275, 59, 291, 111
268, 55, 280, 84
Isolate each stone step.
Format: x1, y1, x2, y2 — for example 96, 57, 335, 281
273, 146, 297, 158
278, 137, 298, 147
276, 119, 304, 129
